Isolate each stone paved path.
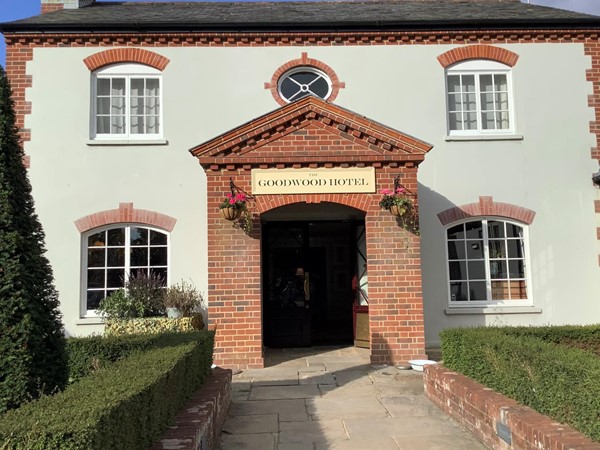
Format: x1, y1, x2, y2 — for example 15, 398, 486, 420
219, 346, 488, 449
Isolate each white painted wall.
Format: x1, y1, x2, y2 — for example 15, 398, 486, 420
24, 43, 600, 340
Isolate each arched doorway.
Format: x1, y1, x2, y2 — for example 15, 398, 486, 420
261, 203, 366, 347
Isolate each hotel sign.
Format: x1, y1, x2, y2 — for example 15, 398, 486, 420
251, 167, 376, 195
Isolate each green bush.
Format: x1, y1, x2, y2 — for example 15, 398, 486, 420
97, 272, 166, 320
66, 334, 158, 383
441, 326, 600, 442
104, 315, 204, 336
0, 331, 214, 450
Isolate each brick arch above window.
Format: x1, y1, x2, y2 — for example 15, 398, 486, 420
255, 194, 370, 214
437, 45, 519, 68
74, 202, 177, 232
83, 48, 170, 71
437, 196, 535, 226
265, 52, 345, 106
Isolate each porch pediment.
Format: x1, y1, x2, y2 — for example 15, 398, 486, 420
189, 96, 432, 168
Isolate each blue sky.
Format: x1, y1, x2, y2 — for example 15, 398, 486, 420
1, 0, 600, 67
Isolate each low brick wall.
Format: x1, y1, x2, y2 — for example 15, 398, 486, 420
424, 364, 600, 450
151, 367, 232, 450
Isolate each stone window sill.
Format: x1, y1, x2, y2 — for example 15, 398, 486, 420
86, 139, 168, 146
444, 134, 523, 142
445, 306, 542, 315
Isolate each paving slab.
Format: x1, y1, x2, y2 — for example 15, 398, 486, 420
279, 419, 348, 443
299, 372, 336, 385
379, 395, 438, 417
220, 432, 276, 450
229, 398, 307, 417
221, 413, 279, 434
250, 384, 320, 400
278, 443, 316, 450
307, 396, 388, 420
315, 437, 401, 449
394, 434, 487, 450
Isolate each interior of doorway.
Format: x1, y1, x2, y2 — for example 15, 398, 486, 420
262, 207, 365, 348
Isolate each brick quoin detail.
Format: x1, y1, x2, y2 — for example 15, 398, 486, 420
437, 44, 520, 68
265, 52, 346, 106
437, 196, 536, 226
74, 202, 177, 233
195, 98, 430, 369
425, 365, 600, 450
41, 4, 63, 13
83, 48, 170, 71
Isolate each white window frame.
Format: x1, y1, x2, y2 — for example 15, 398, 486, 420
80, 224, 170, 317
277, 67, 333, 103
446, 60, 515, 136
91, 64, 163, 141
444, 217, 532, 308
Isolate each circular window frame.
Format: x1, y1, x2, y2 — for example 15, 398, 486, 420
277, 67, 333, 104
265, 52, 345, 106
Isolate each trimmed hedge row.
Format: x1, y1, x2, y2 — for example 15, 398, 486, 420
441, 326, 600, 442
0, 331, 214, 450
104, 315, 204, 336
66, 333, 159, 382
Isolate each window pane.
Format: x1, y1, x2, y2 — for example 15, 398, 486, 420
107, 248, 125, 267
88, 231, 105, 247
480, 92, 494, 111
112, 78, 125, 94
131, 227, 148, 245
510, 280, 527, 299
462, 75, 475, 92
481, 112, 496, 130
88, 248, 105, 267
469, 281, 487, 300
464, 93, 477, 112
465, 221, 482, 239
97, 116, 110, 134
291, 72, 317, 85
309, 77, 329, 98
447, 75, 461, 93
146, 116, 159, 134
150, 247, 167, 266
491, 281, 508, 300
447, 224, 465, 240
449, 112, 461, 131
447, 241, 465, 260
146, 97, 159, 115
112, 96, 125, 115
507, 239, 524, 258
130, 115, 144, 134
496, 92, 509, 110
449, 261, 466, 280
107, 228, 125, 246
131, 247, 148, 267
280, 77, 301, 101
106, 269, 124, 288
508, 260, 525, 278
130, 78, 144, 96
97, 97, 110, 115
468, 261, 486, 279
150, 230, 167, 245
489, 240, 506, 259
450, 282, 468, 301
131, 96, 144, 116
466, 240, 484, 259
490, 260, 507, 279
97, 78, 110, 96
111, 116, 126, 134
87, 290, 104, 310
494, 74, 508, 91
480, 74, 493, 92
487, 221, 505, 238
497, 111, 510, 129
146, 78, 159, 95
464, 112, 477, 130
507, 224, 523, 238
87, 269, 105, 289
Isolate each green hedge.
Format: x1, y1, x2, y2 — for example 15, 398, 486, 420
66, 334, 159, 383
441, 326, 600, 442
0, 331, 214, 450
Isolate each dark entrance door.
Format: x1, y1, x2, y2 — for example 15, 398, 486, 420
263, 221, 361, 347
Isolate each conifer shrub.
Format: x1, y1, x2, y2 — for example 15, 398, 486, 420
0, 65, 67, 413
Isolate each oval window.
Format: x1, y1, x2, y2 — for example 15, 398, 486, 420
278, 68, 332, 103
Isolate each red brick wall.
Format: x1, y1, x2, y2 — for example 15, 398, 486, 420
41, 4, 63, 14
424, 364, 600, 450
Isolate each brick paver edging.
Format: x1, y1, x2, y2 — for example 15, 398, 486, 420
424, 364, 600, 450
151, 367, 232, 450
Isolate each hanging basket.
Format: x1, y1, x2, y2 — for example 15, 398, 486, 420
389, 204, 407, 217
220, 207, 242, 221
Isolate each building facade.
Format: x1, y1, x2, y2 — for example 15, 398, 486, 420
2, 0, 600, 368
